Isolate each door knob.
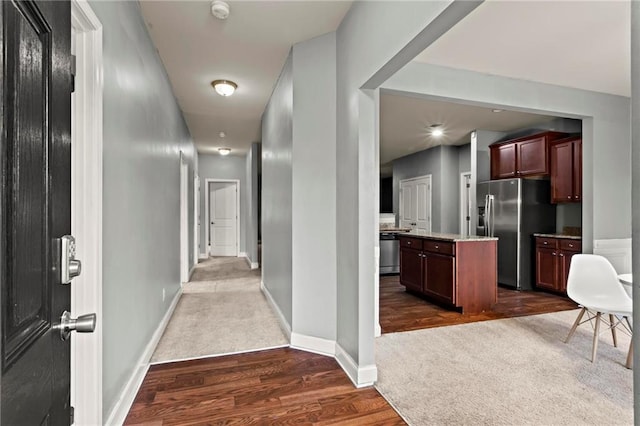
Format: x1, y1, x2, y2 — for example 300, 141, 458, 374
56, 311, 96, 341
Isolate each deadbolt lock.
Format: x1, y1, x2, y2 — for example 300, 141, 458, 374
60, 235, 82, 284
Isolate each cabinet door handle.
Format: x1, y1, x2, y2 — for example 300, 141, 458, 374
559, 253, 564, 257
435, 245, 439, 249
552, 252, 557, 256
567, 196, 571, 199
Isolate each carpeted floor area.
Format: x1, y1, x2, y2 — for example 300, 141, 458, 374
376, 309, 633, 425
151, 257, 288, 363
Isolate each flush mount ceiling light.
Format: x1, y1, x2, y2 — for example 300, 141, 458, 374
219, 131, 226, 138
218, 148, 231, 156
429, 124, 444, 137
211, 0, 230, 20
492, 109, 504, 113
211, 80, 237, 97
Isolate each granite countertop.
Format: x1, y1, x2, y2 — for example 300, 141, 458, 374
379, 228, 411, 233
533, 233, 582, 240
401, 230, 498, 242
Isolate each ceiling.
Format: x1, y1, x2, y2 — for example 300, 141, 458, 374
379, 93, 556, 165
141, 1, 630, 161
139, 1, 352, 156
414, 0, 630, 97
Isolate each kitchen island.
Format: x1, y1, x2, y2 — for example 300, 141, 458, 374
398, 231, 498, 314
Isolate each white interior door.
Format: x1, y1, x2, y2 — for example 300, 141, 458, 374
180, 159, 189, 282
209, 182, 238, 256
400, 175, 431, 232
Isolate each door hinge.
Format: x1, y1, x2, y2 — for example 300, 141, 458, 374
71, 55, 76, 93
70, 406, 75, 425
466, 183, 471, 188
466, 216, 470, 221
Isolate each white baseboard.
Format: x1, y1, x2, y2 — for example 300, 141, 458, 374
335, 343, 377, 388
291, 332, 336, 357
198, 253, 208, 260
593, 238, 632, 274
375, 323, 382, 338
188, 264, 196, 280
241, 252, 259, 270
104, 286, 183, 425
260, 281, 292, 340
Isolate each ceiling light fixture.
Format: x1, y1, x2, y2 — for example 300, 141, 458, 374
429, 123, 444, 137
219, 131, 226, 138
211, 80, 237, 97
211, 0, 230, 20
492, 109, 503, 113
218, 148, 231, 156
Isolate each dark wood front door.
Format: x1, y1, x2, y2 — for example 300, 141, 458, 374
1, 1, 72, 424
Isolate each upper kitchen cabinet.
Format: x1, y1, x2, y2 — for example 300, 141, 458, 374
550, 137, 582, 203
489, 131, 568, 180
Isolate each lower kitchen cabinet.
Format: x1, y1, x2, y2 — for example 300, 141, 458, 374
535, 236, 581, 294
398, 235, 497, 313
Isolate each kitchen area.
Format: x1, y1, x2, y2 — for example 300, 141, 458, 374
378, 94, 581, 333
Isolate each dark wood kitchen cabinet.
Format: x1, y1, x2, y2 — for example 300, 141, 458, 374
535, 236, 582, 294
550, 137, 582, 203
490, 131, 568, 180
398, 235, 497, 313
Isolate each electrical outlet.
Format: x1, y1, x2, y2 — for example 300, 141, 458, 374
162, 288, 166, 302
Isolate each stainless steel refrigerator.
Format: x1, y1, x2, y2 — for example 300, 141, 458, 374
476, 179, 556, 290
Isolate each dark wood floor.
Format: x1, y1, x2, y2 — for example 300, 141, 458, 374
125, 347, 406, 425
380, 274, 578, 334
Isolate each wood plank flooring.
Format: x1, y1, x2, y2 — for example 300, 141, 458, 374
380, 274, 578, 334
125, 348, 406, 425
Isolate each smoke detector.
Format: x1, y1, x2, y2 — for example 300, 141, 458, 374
211, 1, 230, 20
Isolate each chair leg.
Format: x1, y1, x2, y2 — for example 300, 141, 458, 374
609, 314, 618, 347
565, 307, 587, 344
592, 312, 602, 363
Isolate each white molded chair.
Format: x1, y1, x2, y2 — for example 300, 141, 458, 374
564, 254, 633, 368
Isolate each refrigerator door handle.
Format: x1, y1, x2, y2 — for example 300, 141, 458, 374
484, 194, 490, 237
487, 194, 495, 237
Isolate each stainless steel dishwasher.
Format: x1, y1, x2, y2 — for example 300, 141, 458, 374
379, 232, 400, 274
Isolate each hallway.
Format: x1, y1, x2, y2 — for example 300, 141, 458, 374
151, 257, 288, 363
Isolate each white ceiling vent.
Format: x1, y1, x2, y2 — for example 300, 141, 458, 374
211, 1, 230, 20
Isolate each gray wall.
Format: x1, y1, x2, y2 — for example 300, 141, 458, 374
291, 33, 337, 341
631, 0, 639, 415
458, 143, 471, 175
244, 143, 260, 265
89, 1, 197, 418
392, 144, 464, 234
335, 0, 462, 369
198, 154, 247, 256
384, 62, 632, 251
475, 130, 507, 183
261, 52, 294, 326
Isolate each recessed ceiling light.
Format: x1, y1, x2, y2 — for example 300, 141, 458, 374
492, 109, 503, 113
211, 80, 237, 97
218, 148, 231, 156
219, 131, 226, 138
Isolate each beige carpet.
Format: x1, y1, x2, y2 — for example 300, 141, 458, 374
376, 309, 633, 425
151, 257, 288, 363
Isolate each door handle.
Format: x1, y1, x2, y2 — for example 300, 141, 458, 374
60, 235, 82, 284
56, 311, 96, 341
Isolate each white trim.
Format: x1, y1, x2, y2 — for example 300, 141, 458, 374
291, 333, 336, 357
70, 2, 103, 424
180, 155, 189, 283
194, 175, 199, 266
199, 253, 208, 260
593, 238, 632, 274
241, 252, 259, 269
260, 281, 292, 340
149, 344, 290, 366
335, 344, 378, 388
189, 264, 196, 280
459, 171, 472, 237
104, 287, 183, 426
204, 178, 240, 257
375, 323, 382, 337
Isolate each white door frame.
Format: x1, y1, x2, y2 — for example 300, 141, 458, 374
205, 178, 240, 257
460, 171, 472, 237
70, 1, 103, 424
194, 175, 199, 266
399, 174, 432, 232
180, 154, 189, 283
